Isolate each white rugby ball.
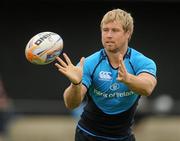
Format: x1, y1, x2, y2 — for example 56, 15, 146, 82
25, 31, 63, 65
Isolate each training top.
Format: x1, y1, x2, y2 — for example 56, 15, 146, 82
77, 47, 157, 140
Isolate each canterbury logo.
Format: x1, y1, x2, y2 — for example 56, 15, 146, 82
99, 71, 112, 80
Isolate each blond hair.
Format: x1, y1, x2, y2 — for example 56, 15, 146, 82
101, 8, 134, 36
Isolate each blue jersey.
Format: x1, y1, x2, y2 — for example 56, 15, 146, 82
78, 47, 157, 139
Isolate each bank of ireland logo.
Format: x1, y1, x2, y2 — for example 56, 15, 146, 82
99, 71, 112, 81
110, 83, 119, 91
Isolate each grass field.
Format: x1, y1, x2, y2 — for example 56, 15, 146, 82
2, 115, 180, 141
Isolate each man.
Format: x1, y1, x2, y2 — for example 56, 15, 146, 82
55, 9, 157, 141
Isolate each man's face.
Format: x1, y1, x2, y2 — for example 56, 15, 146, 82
101, 20, 130, 53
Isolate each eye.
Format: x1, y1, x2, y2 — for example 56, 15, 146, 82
112, 28, 120, 32
102, 28, 109, 32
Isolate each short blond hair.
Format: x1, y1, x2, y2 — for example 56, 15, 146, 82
101, 9, 134, 35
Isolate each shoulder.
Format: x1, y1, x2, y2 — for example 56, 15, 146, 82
84, 49, 104, 64
82, 49, 105, 88
130, 48, 156, 65
82, 49, 105, 75
129, 48, 157, 76
85, 49, 104, 61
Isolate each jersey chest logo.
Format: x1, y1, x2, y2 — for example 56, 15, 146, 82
110, 83, 119, 91
98, 71, 112, 81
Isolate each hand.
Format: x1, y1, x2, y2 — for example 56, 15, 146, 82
55, 53, 85, 84
117, 54, 130, 83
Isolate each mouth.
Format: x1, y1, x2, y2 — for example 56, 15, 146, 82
106, 41, 115, 44
106, 41, 115, 46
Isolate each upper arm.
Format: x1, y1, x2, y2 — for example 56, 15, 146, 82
138, 73, 157, 92
129, 49, 157, 95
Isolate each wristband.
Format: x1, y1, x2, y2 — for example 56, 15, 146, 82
71, 80, 82, 85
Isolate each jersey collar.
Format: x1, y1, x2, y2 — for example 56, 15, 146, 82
101, 47, 131, 59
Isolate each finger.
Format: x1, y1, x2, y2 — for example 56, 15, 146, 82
117, 68, 123, 79
63, 53, 72, 65
79, 57, 85, 68
117, 69, 123, 81
118, 68, 122, 74
55, 63, 66, 71
118, 64, 123, 73
119, 58, 126, 71
118, 54, 123, 68
58, 68, 68, 76
56, 57, 67, 67
119, 54, 123, 61
116, 77, 122, 81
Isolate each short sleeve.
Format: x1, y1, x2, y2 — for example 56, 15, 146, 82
76, 60, 92, 89
81, 58, 93, 88
76, 49, 106, 88
130, 50, 157, 78
136, 58, 157, 77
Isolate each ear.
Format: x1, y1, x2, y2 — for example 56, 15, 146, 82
126, 30, 131, 38
126, 30, 132, 41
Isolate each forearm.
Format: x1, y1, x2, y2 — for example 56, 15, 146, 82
124, 73, 156, 96
63, 83, 83, 110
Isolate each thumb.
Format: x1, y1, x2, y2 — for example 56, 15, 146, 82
79, 57, 85, 68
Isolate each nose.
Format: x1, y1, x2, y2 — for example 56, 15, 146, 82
107, 30, 113, 38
